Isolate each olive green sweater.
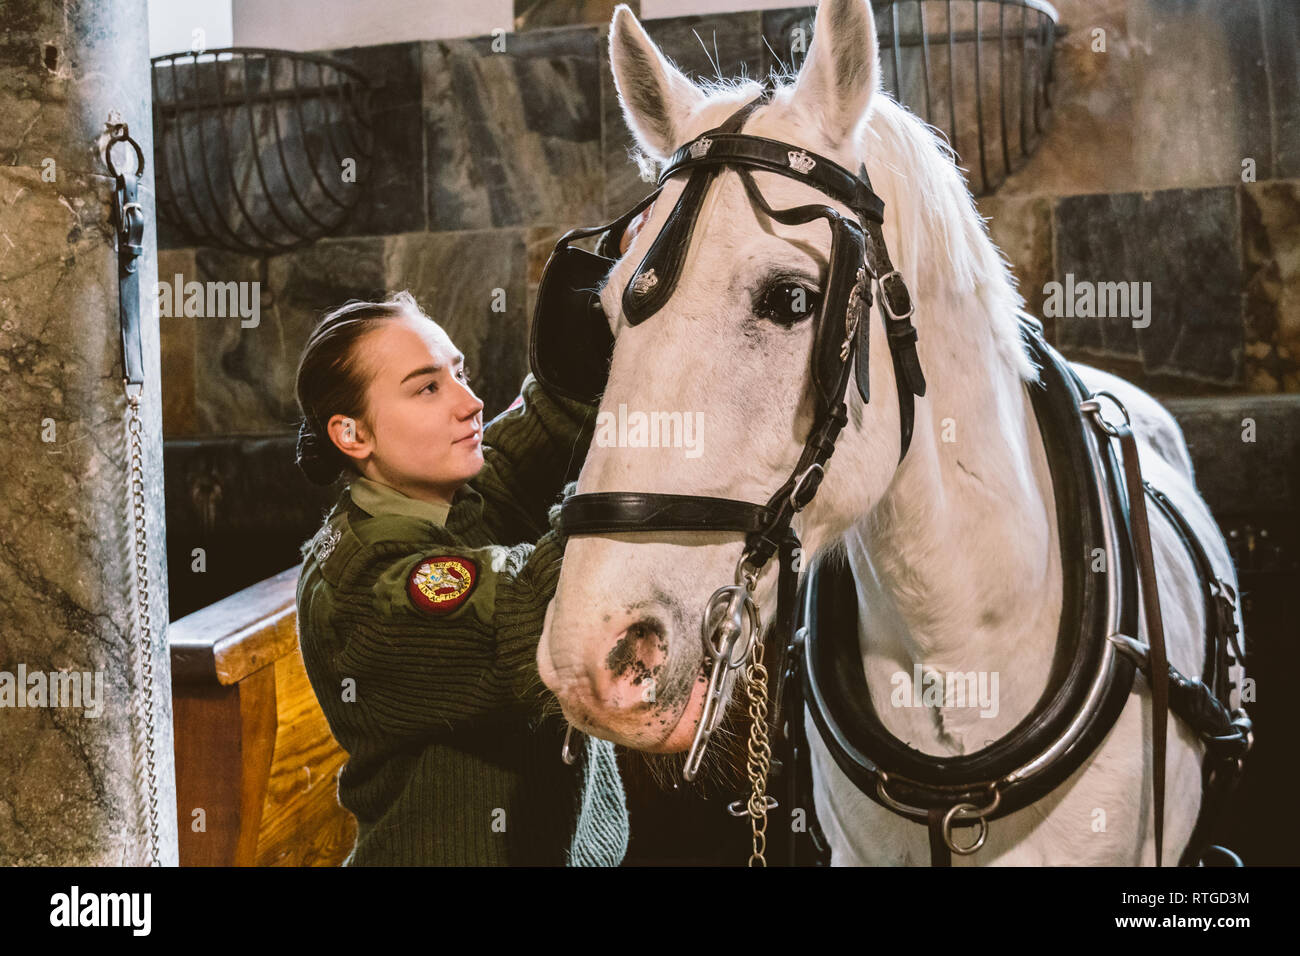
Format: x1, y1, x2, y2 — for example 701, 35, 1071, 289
295, 374, 628, 866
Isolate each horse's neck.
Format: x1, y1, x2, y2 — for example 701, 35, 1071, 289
846, 305, 1063, 754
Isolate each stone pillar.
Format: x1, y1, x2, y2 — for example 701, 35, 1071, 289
0, 0, 178, 864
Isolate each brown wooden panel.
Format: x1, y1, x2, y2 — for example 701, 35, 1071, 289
173, 664, 277, 866
171, 567, 301, 686
171, 564, 357, 866
255, 646, 357, 867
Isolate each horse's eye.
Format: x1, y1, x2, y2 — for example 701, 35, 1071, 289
754, 281, 820, 326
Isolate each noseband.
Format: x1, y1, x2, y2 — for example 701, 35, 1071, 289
534, 86, 926, 793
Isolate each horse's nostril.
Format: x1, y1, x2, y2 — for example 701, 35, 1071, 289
603, 616, 669, 696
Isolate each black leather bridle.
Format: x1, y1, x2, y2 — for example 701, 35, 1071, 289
530, 87, 926, 778
532, 85, 1251, 867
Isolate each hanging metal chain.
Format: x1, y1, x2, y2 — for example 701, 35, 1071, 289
745, 641, 772, 867
126, 392, 162, 867
109, 113, 161, 866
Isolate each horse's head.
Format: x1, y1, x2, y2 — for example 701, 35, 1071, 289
537, 0, 915, 773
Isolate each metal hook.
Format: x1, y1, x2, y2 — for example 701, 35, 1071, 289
562, 723, 581, 765
684, 582, 762, 781
789, 462, 825, 513
103, 122, 146, 180
1079, 390, 1132, 438
727, 795, 779, 817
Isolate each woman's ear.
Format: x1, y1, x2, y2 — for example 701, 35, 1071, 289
608, 4, 706, 160
329, 413, 371, 464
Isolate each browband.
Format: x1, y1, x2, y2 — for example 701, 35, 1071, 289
659, 132, 887, 224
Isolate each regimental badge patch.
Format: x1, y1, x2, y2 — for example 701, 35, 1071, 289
407, 555, 478, 614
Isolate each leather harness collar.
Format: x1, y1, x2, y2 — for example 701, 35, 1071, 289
796, 315, 1140, 839
786, 316, 1252, 866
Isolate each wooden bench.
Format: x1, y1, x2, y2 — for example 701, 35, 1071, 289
170, 565, 356, 866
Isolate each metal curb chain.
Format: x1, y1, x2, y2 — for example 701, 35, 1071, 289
745, 642, 772, 866
127, 393, 162, 867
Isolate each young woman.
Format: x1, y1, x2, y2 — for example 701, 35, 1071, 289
293, 289, 628, 866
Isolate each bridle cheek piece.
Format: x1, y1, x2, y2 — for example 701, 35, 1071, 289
529, 88, 927, 794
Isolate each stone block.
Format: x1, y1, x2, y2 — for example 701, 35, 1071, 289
424, 27, 603, 232
1053, 186, 1243, 386
1241, 179, 1300, 392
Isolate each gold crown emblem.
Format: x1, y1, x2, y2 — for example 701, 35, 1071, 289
787, 149, 816, 174
689, 137, 713, 159
630, 269, 659, 297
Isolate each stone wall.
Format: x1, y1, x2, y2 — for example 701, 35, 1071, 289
1, 0, 179, 866
158, 0, 1299, 444
155, 0, 1299, 615
974, 0, 1299, 394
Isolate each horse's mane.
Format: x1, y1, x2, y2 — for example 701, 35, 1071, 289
645, 71, 1040, 386
857, 94, 1038, 384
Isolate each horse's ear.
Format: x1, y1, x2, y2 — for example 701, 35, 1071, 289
609, 4, 706, 161
790, 0, 881, 148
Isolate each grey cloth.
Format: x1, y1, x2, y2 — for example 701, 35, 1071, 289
566, 733, 630, 866
552, 484, 631, 867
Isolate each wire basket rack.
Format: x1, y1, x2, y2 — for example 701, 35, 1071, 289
150, 48, 376, 255
875, 0, 1063, 195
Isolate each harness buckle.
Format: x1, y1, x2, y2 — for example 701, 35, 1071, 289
874, 773, 1002, 856
877, 270, 914, 322
1210, 579, 1243, 648
789, 462, 825, 513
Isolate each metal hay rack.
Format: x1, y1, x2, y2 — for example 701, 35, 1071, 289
151, 48, 376, 255
874, 0, 1064, 195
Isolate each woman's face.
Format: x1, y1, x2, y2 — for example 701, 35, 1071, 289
330, 312, 484, 504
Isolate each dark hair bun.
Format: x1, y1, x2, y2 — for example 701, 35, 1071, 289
295, 419, 345, 486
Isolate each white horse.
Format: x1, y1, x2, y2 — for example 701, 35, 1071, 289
536, 0, 1244, 865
